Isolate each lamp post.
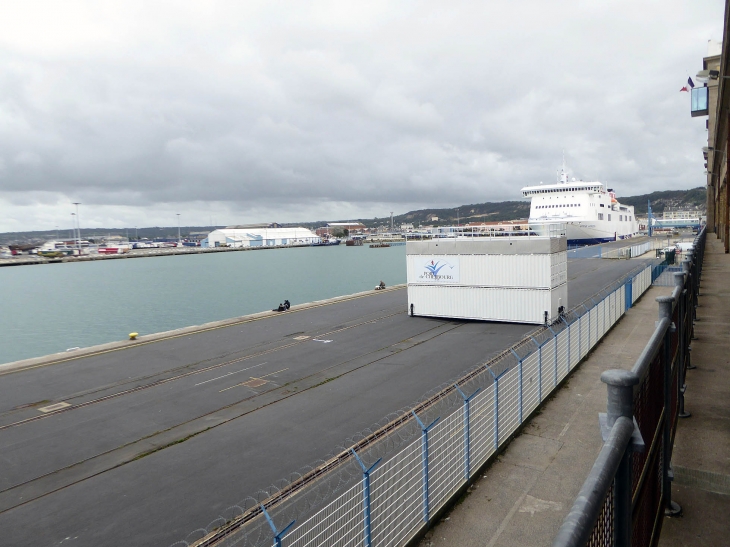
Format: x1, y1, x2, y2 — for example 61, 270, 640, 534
176, 214, 181, 248
73, 202, 81, 252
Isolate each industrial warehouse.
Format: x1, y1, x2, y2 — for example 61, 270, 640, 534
200, 223, 320, 248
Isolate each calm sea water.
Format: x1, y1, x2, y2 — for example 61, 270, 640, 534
0, 245, 407, 365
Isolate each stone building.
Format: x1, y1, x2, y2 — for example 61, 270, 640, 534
704, 22, 730, 251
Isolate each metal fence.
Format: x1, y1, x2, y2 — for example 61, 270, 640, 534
568, 241, 654, 260
553, 228, 705, 547
172, 261, 660, 547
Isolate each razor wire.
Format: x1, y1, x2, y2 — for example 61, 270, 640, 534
170, 260, 659, 547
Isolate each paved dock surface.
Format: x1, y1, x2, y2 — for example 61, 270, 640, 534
658, 236, 730, 547
417, 237, 730, 547
417, 282, 674, 547
0, 258, 652, 546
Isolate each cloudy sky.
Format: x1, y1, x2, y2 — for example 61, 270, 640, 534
0, 0, 724, 232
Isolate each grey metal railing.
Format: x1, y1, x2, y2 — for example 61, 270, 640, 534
554, 227, 706, 547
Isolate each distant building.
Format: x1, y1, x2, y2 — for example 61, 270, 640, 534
662, 208, 705, 220
188, 231, 210, 242
201, 224, 319, 248
316, 222, 367, 237
465, 220, 530, 231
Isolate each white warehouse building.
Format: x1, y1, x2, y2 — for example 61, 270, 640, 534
201, 224, 320, 248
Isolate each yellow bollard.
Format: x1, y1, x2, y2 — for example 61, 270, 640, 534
129, 332, 138, 340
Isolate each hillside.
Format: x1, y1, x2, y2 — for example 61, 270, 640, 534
1, 187, 707, 245
616, 187, 705, 215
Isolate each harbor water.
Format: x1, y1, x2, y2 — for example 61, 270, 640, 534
0, 245, 407, 365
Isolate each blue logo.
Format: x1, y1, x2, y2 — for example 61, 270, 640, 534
425, 260, 448, 276
419, 259, 456, 281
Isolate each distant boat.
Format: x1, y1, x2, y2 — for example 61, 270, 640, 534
369, 243, 390, 248
311, 238, 340, 247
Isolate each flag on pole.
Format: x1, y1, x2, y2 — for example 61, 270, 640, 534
680, 86, 689, 92
687, 77, 695, 89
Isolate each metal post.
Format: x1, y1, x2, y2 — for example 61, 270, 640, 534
260, 504, 296, 547
656, 296, 682, 517
588, 307, 592, 348
561, 316, 572, 372
547, 325, 558, 386
674, 273, 691, 419
412, 411, 440, 522
538, 342, 543, 402
578, 314, 582, 358
509, 349, 523, 423
600, 369, 641, 547
455, 385, 481, 480
351, 449, 382, 547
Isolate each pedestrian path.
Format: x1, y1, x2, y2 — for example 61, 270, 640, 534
659, 236, 730, 546
417, 284, 674, 547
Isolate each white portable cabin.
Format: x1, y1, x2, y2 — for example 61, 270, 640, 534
406, 229, 568, 325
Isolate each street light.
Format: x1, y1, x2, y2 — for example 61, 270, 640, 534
176, 214, 181, 248
73, 202, 81, 252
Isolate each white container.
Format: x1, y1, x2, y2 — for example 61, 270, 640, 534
406, 236, 568, 324
406, 252, 567, 289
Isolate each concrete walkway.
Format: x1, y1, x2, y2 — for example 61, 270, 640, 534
659, 237, 730, 546
418, 284, 674, 547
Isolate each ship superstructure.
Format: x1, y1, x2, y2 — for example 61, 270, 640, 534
521, 166, 639, 245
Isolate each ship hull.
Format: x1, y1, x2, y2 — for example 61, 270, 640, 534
564, 221, 638, 246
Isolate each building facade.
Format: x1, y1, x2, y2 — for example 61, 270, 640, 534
704, 20, 730, 251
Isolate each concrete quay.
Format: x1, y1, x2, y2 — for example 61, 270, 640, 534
0, 258, 651, 547
0, 242, 313, 267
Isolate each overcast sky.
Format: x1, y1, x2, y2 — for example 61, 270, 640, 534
0, 0, 724, 232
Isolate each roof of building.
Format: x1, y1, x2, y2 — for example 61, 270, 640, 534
225, 223, 282, 229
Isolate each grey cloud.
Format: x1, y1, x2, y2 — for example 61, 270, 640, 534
0, 0, 723, 231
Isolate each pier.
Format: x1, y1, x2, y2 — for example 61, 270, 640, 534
0, 254, 662, 546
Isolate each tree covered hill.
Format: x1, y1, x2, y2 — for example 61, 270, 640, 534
616, 187, 705, 215
0, 188, 707, 244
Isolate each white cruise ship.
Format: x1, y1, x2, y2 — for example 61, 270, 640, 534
521, 167, 639, 246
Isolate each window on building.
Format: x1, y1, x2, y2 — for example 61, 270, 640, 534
598, 213, 604, 220
608, 214, 612, 221
691, 87, 709, 117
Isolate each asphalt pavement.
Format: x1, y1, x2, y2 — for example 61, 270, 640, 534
0, 256, 655, 547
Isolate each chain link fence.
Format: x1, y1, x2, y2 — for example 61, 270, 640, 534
171, 260, 658, 547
